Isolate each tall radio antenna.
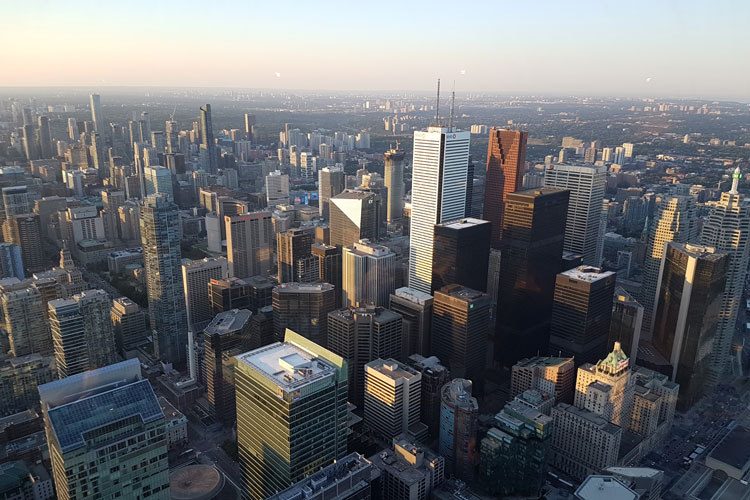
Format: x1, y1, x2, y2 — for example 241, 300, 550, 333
448, 81, 456, 128
434, 79, 441, 126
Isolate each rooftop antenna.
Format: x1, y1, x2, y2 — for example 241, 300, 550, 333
448, 81, 456, 128
434, 78, 441, 126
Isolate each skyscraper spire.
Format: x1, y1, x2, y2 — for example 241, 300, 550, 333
729, 166, 741, 195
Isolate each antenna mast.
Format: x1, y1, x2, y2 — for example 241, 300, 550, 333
449, 81, 456, 128
434, 79, 441, 126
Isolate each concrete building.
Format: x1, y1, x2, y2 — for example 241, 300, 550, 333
272, 282, 337, 347
265, 453, 374, 500
265, 170, 290, 208
159, 397, 188, 450
511, 356, 576, 404
439, 379, 478, 481
0, 354, 56, 417
0, 282, 51, 357
431, 218, 491, 294
277, 227, 314, 283
182, 257, 228, 330
330, 190, 380, 248
0, 243, 24, 280
609, 288, 644, 362
226, 211, 274, 279
318, 167, 346, 219
384, 148, 405, 222
364, 359, 427, 441
407, 355, 450, 438
390, 287, 433, 358
111, 296, 147, 349
342, 239, 396, 308
369, 437, 445, 500
575, 475, 639, 500
2, 214, 44, 273
628, 366, 678, 450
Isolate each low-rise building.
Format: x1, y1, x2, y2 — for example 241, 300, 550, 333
369, 436, 444, 500
159, 397, 188, 450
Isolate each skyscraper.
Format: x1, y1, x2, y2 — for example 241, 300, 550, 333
39, 359, 170, 500
318, 166, 346, 219
328, 306, 402, 406
432, 285, 490, 387
510, 356, 576, 404
431, 218, 491, 293
495, 187, 570, 367
272, 282, 336, 347
199, 104, 217, 173
0, 281, 51, 357
342, 239, 396, 308
543, 164, 606, 266
209, 277, 251, 315
329, 189, 380, 248
699, 168, 750, 384
74, 289, 117, 370
651, 243, 727, 409
182, 257, 228, 330
226, 211, 274, 279
483, 129, 528, 248
390, 287, 434, 358
608, 288, 644, 362
0, 243, 24, 280
407, 354, 450, 438
276, 227, 314, 283
409, 126, 471, 294
3, 214, 44, 273
89, 93, 102, 133
236, 330, 348, 500
439, 379, 479, 481
265, 170, 290, 208
111, 296, 147, 349
548, 266, 616, 365
311, 243, 342, 305
141, 194, 188, 365
244, 113, 256, 141
37, 115, 52, 158
384, 147, 406, 222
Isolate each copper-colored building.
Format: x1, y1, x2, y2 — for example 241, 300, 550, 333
483, 129, 527, 249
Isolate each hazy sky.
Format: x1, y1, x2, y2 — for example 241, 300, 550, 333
2, 0, 748, 100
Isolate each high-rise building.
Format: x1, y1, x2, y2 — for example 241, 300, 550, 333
342, 239, 396, 308
432, 285, 490, 386
203, 308, 251, 423
318, 167, 346, 219
699, 168, 750, 383
272, 282, 336, 347
311, 243, 342, 305
548, 266, 616, 366
495, 187, 570, 366
550, 403, 622, 481
89, 93, 102, 133
73, 289, 117, 370
182, 257, 228, 330
439, 379, 478, 481
0, 353, 56, 416
144, 166, 174, 200
0, 281, 51, 357
328, 306, 402, 406
574, 342, 635, 427
483, 129, 528, 248
244, 275, 275, 313
480, 400, 552, 497
390, 287, 434, 358
651, 243, 727, 409
543, 164, 606, 266
111, 296, 147, 349
199, 104, 217, 173
510, 356, 576, 404
369, 437, 445, 500
409, 126, 471, 294
39, 359, 170, 500
236, 330, 348, 500
608, 288, 643, 362
364, 358, 427, 441
384, 147, 406, 222
141, 194, 188, 365
265, 453, 375, 500
265, 170, 290, 208
226, 211, 274, 279
639, 195, 698, 338
3, 214, 44, 273
244, 113, 256, 141
277, 227, 314, 283
209, 277, 251, 315
431, 218, 491, 293
407, 354, 450, 438
628, 366, 679, 447
330, 190, 380, 248
0, 243, 24, 280
37, 115, 52, 158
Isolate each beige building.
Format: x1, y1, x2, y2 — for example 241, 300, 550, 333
225, 211, 273, 279
511, 356, 575, 404
181, 257, 228, 330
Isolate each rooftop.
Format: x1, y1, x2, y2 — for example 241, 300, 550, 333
708, 426, 750, 471
554, 403, 621, 436
575, 475, 639, 500
169, 465, 224, 500
267, 453, 372, 500
366, 359, 420, 381
437, 218, 490, 230
237, 341, 336, 392
394, 287, 433, 305
274, 282, 335, 294
515, 356, 574, 369
204, 309, 252, 336
562, 265, 616, 282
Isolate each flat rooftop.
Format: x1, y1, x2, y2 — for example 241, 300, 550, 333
204, 309, 252, 336
274, 282, 335, 294
561, 265, 616, 282
576, 475, 639, 500
366, 359, 420, 381
708, 426, 750, 471
515, 356, 573, 368
437, 218, 490, 229
394, 287, 433, 305
237, 342, 336, 392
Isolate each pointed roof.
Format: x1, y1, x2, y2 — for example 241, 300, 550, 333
596, 341, 630, 375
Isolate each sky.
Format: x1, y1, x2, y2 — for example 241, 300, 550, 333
1, 0, 749, 100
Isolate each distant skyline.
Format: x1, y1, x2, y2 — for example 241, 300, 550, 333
2, 0, 748, 101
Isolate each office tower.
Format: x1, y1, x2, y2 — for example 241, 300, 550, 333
384, 147, 406, 222
699, 169, 750, 383
204, 309, 251, 423
0, 243, 23, 280
225, 211, 274, 279
409, 126, 471, 294
328, 306, 402, 405
39, 359, 170, 500
265, 170, 290, 208
390, 287, 433, 358
244, 113, 256, 141
330, 190, 380, 248
0, 282, 51, 356
543, 164, 606, 266
272, 282, 336, 346
439, 379, 479, 481
74, 289, 117, 369
144, 165, 174, 200
266, 453, 374, 500
67, 117, 78, 142
199, 104, 217, 172
408, 354, 450, 438
209, 277, 251, 314
651, 243, 727, 409
480, 400, 552, 497
0, 353, 56, 416
311, 243, 342, 300
182, 257, 228, 330
3, 214, 43, 273
243, 275, 275, 313
369, 437, 445, 500
432, 218, 491, 293
277, 227, 314, 283
342, 239, 396, 308
628, 365, 679, 444
550, 403, 622, 481
495, 187, 570, 366
510, 356, 576, 404
89, 93, 102, 132
483, 129, 528, 248
622, 142, 634, 159
548, 266, 616, 365
364, 358, 427, 441
140, 194, 188, 365
37, 115, 52, 158
640, 195, 698, 338
111, 296, 147, 349
318, 166, 346, 219
1, 185, 30, 222
236, 331, 348, 500
574, 342, 635, 427
249, 305, 274, 349
22, 123, 37, 160
432, 285, 490, 386
609, 288, 643, 362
